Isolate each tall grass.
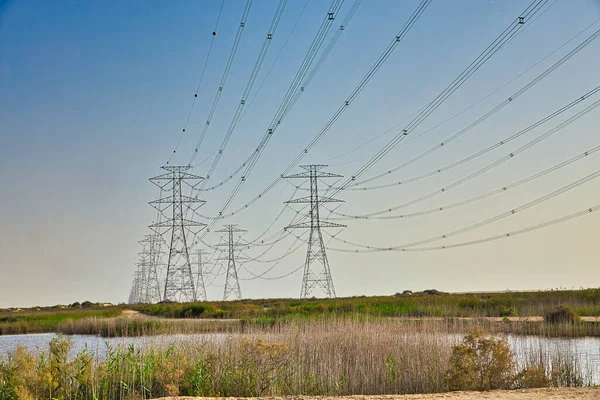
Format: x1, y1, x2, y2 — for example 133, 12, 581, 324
4, 289, 600, 337
0, 308, 122, 335
55, 316, 240, 337
0, 318, 593, 399
137, 289, 600, 319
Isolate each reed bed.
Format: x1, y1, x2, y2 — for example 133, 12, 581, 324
55, 316, 240, 337
0, 318, 594, 399
55, 315, 600, 338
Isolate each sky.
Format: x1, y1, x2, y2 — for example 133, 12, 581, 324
1, 0, 600, 308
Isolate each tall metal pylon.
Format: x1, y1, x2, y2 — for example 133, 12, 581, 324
149, 166, 206, 302
128, 268, 144, 304
195, 250, 208, 302
216, 225, 247, 301
138, 233, 165, 303
284, 165, 345, 298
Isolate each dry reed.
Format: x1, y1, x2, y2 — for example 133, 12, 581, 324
0, 317, 594, 399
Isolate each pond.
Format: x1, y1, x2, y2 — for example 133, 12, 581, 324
1, 333, 599, 383
0, 332, 228, 359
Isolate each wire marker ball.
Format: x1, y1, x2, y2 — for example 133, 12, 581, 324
212, 31, 217, 36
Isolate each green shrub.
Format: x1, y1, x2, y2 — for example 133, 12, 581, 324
545, 305, 578, 324
445, 332, 515, 391
514, 365, 551, 388
499, 306, 519, 317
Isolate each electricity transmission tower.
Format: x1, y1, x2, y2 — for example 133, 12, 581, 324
149, 166, 206, 302
285, 165, 345, 299
195, 250, 208, 301
216, 225, 248, 301
128, 269, 144, 304
138, 233, 165, 303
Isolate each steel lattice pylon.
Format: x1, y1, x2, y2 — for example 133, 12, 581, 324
195, 250, 208, 301
137, 233, 165, 303
216, 225, 247, 301
149, 166, 206, 302
284, 165, 345, 298
129, 269, 144, 304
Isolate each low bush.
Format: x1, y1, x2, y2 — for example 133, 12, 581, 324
545, 305, 578, 324
499, 306, 519, 317
445, 332, 515, 391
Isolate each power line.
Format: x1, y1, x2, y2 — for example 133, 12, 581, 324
167, 0, 226, 165
327, 165, 600, 252
199, 0, 289, 185
188, 0, 254, 164
331, 87, 600, 219
238, 0, 312, 123
194, 0, 312, 173
333, 144, 600, 221
328, 0, 548, 198
326, 2, 588, 166
337, 204, 600, 253
337, 25, 600, 190
201, 0, 431, 232
195, 0, 351, 192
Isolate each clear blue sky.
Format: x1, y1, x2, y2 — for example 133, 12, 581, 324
1, 0, 600, 307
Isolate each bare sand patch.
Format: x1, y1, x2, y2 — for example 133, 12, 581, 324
155, 387, 600, 400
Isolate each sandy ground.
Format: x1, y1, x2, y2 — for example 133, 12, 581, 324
121, 309, 143, 318
154, 387, 600, 400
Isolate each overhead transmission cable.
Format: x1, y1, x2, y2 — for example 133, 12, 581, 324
325, 17, 600, 169
290, 205, 600, 253
402, 204, 600, 252
188, 0, 254, 164
198, 0, 289, 187
239, 230, 342, 280
238, 0, 312, 123
167, 0, 226, 165
327, 171, 600, 253
339, 74, 600, 194
328, 0, 548, 199
340, 26, 600, 190
242, 232, 307, 263
200, 0, 432, 232
193, 0, 312, 170
205, 0, 545, 231
196, 0, 357, 192
330, 87, 600, 219
332, 144, 600, 221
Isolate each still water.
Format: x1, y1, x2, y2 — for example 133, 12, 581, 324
0, 333, 226, 359
1, 333, 599, 383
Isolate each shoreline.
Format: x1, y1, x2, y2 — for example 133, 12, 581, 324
154, 387, 600, 400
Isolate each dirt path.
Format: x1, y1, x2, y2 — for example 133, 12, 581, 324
155, 387, 600, 400
121, 309, 145, 318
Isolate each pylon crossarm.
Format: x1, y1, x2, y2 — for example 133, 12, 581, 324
149, 178, 173, 190
151, 219, 206, 228
150, 196, 206, 204
284, 172, 311, 179
149, 172, 174, 182
286, 196, 344, 204
299, 164, 328, 171
177, 172, 204, 181
161, 165, 192, 172
287, 220, 346, 229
